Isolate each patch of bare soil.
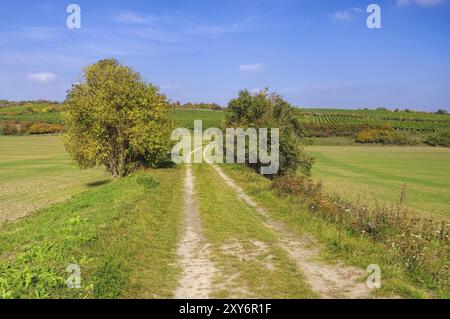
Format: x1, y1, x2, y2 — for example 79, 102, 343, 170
212, 165, 372, 299
221, 239, 275, 271
174, 166, 216, 299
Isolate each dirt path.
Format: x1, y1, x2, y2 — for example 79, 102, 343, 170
212, 165, 372, 299
174, 166, 216, 299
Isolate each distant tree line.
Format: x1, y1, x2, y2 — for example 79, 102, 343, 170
0, 121, 65, 135
170, 101, 223, 110
0, 100, 61, 108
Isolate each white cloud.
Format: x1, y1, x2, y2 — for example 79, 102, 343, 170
334, 10, 353, 21
239, 63, 265, 72
333, 7, 363, 21
28, 72, 57, 83
396, 0, 448, 6
114, 12, 159, 25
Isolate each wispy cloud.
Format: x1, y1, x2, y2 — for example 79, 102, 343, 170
333, 7, 363, 21
239, 63, 265, 72
396, 0, 448, 6
114, 11, 173, 25
27, 72, 57, 83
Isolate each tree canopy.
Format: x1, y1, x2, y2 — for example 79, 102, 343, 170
225, 89, 312, 176
63, 58, 174, 178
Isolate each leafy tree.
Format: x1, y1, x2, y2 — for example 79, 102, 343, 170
225, 89, 312, 176
62, 58, 174, 179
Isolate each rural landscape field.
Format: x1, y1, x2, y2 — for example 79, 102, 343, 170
1, 99, 449, 299
0, 0, 449, 306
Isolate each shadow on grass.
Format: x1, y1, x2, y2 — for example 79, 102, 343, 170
87, 179, 112, 187
155, 159, 177, 169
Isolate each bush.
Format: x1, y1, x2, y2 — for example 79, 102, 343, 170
1, 122, 18, 135
355, 129, 420, 145
273, 173, 322, 197
28, 123, 65, 134
225, 89, 312, 176
425, 130, 450, 147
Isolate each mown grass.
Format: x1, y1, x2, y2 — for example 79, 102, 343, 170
220, 164, 449, 299
0, 135, 106, 221
310, 137, 355, 146
308, 145, 450, 218
170, 109, 223, 130
194, 164, 316, 299
0, 168, 184, 299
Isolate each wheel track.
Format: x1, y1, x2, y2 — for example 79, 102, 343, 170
212, 164, 372, 299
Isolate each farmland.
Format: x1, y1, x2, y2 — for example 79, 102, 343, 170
1, 135, 448, 298
297, 108, 450, 137
0, 105, 449, 299
308, 145, 450, 219
3, 103, 450, 139
0, 135, 105, 222
0, 102, 64, 124
0, 104, 221, 133
170, 109, 223, 130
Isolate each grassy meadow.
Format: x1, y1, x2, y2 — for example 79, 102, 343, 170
220, 164, 448, 298
0, 168, 184, 298
170, 109, 223, 130
0, 135, 106, 222
0, 108, 448, 299
308, 144, 450, 218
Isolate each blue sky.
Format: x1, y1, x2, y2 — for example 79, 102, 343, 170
0, 0, 449, 110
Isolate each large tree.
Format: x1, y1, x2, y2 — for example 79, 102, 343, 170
63, 58, 173, 178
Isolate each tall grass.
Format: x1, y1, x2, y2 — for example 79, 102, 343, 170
273, 174, 450, 295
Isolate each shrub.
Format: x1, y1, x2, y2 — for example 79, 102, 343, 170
28, 123, 65, 134
225, 89, 312, 176
425, 130, 450, 147
1, 122, 18, 135
273, 173, 322, 197
355, 129, 420, 145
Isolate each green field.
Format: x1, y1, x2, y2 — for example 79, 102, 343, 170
170, 109, 223, 130
0, 135, 448, 298
309, 144, 450, 218
0, 166, 184, 298
0, 106, 223, 133
0, 135, 106, 221
3, 103, 449, 138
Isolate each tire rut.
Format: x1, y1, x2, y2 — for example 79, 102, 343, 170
212, 165, 372, 299
174, 166, 216, 299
